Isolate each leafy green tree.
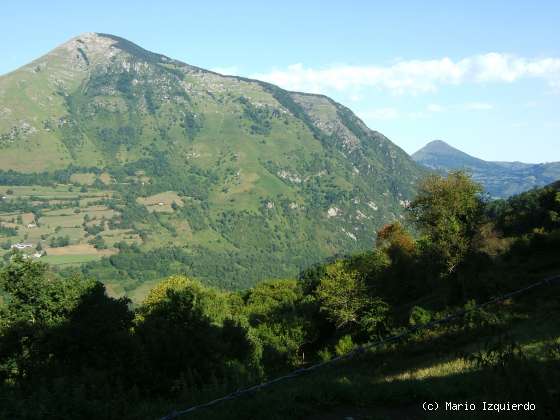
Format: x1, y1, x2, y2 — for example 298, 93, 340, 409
409, 171, 484, 274
316, 261, 387, 335
409, 306, 432, 326
0, 256, 87, 326
49, 235, 70, 248
139, 275, 233, 324
316, 261, 367, 330
489, 182, 560, 235
334, 334, 354, 356
0, 256, 105, 383
88, 235, 107, 249
374, 223, 426, 302
41, 282, 134, 379
242, 279, 319, 369
134, 275, 255, 392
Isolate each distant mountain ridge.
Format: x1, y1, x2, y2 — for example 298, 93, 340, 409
412, 140, 560, 198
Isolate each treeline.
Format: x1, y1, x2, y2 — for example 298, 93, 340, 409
0, 166, 103, 186
78, 242, 324, 292
0, 224, 18, 237
1, 172, 559, 419
487, 180, 560, 235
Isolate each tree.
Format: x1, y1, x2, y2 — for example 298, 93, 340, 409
409, 171, 484, 275
316, 261, 368, 329
139, 275, 233, 324
316, 261, 388, 337
489, 182, 560, 235
50, 235, 70, 248
0, 255, 136, 402
134, 275, 254, 393
376, 222, 416, 260
0, 256, 90, 326
88, 235, 107, 249
243, 279, 318, 369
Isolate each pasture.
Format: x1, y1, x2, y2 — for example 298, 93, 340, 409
0, 183, 139, 267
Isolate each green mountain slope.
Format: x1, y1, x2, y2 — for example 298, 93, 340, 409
0, 33, 423, 291
412, 140, 560, 198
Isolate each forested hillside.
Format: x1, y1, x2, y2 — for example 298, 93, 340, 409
0, 33, 423, 292
1, 172, 559, 419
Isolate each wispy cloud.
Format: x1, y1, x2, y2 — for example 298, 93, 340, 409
405, 102, 493, 120
360, 101, 494, 123
251, 53, 560, 95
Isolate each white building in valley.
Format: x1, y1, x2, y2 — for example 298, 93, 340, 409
11, 243, 33, 250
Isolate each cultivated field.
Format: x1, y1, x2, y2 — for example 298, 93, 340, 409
0, 184, 138, 266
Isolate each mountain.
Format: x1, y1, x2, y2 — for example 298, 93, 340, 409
412, 140, 560, 198
0, 33, 423, 293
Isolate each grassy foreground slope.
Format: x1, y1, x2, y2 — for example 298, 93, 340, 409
182, 288, 560, 420
0, 33, 423, 291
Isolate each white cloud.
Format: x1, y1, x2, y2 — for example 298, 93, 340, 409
358, 107, 399, 120
251, 53, 560, 95
361, 101, 494, 123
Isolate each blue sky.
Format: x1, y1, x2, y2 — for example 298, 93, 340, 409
2, 1, 559, 162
